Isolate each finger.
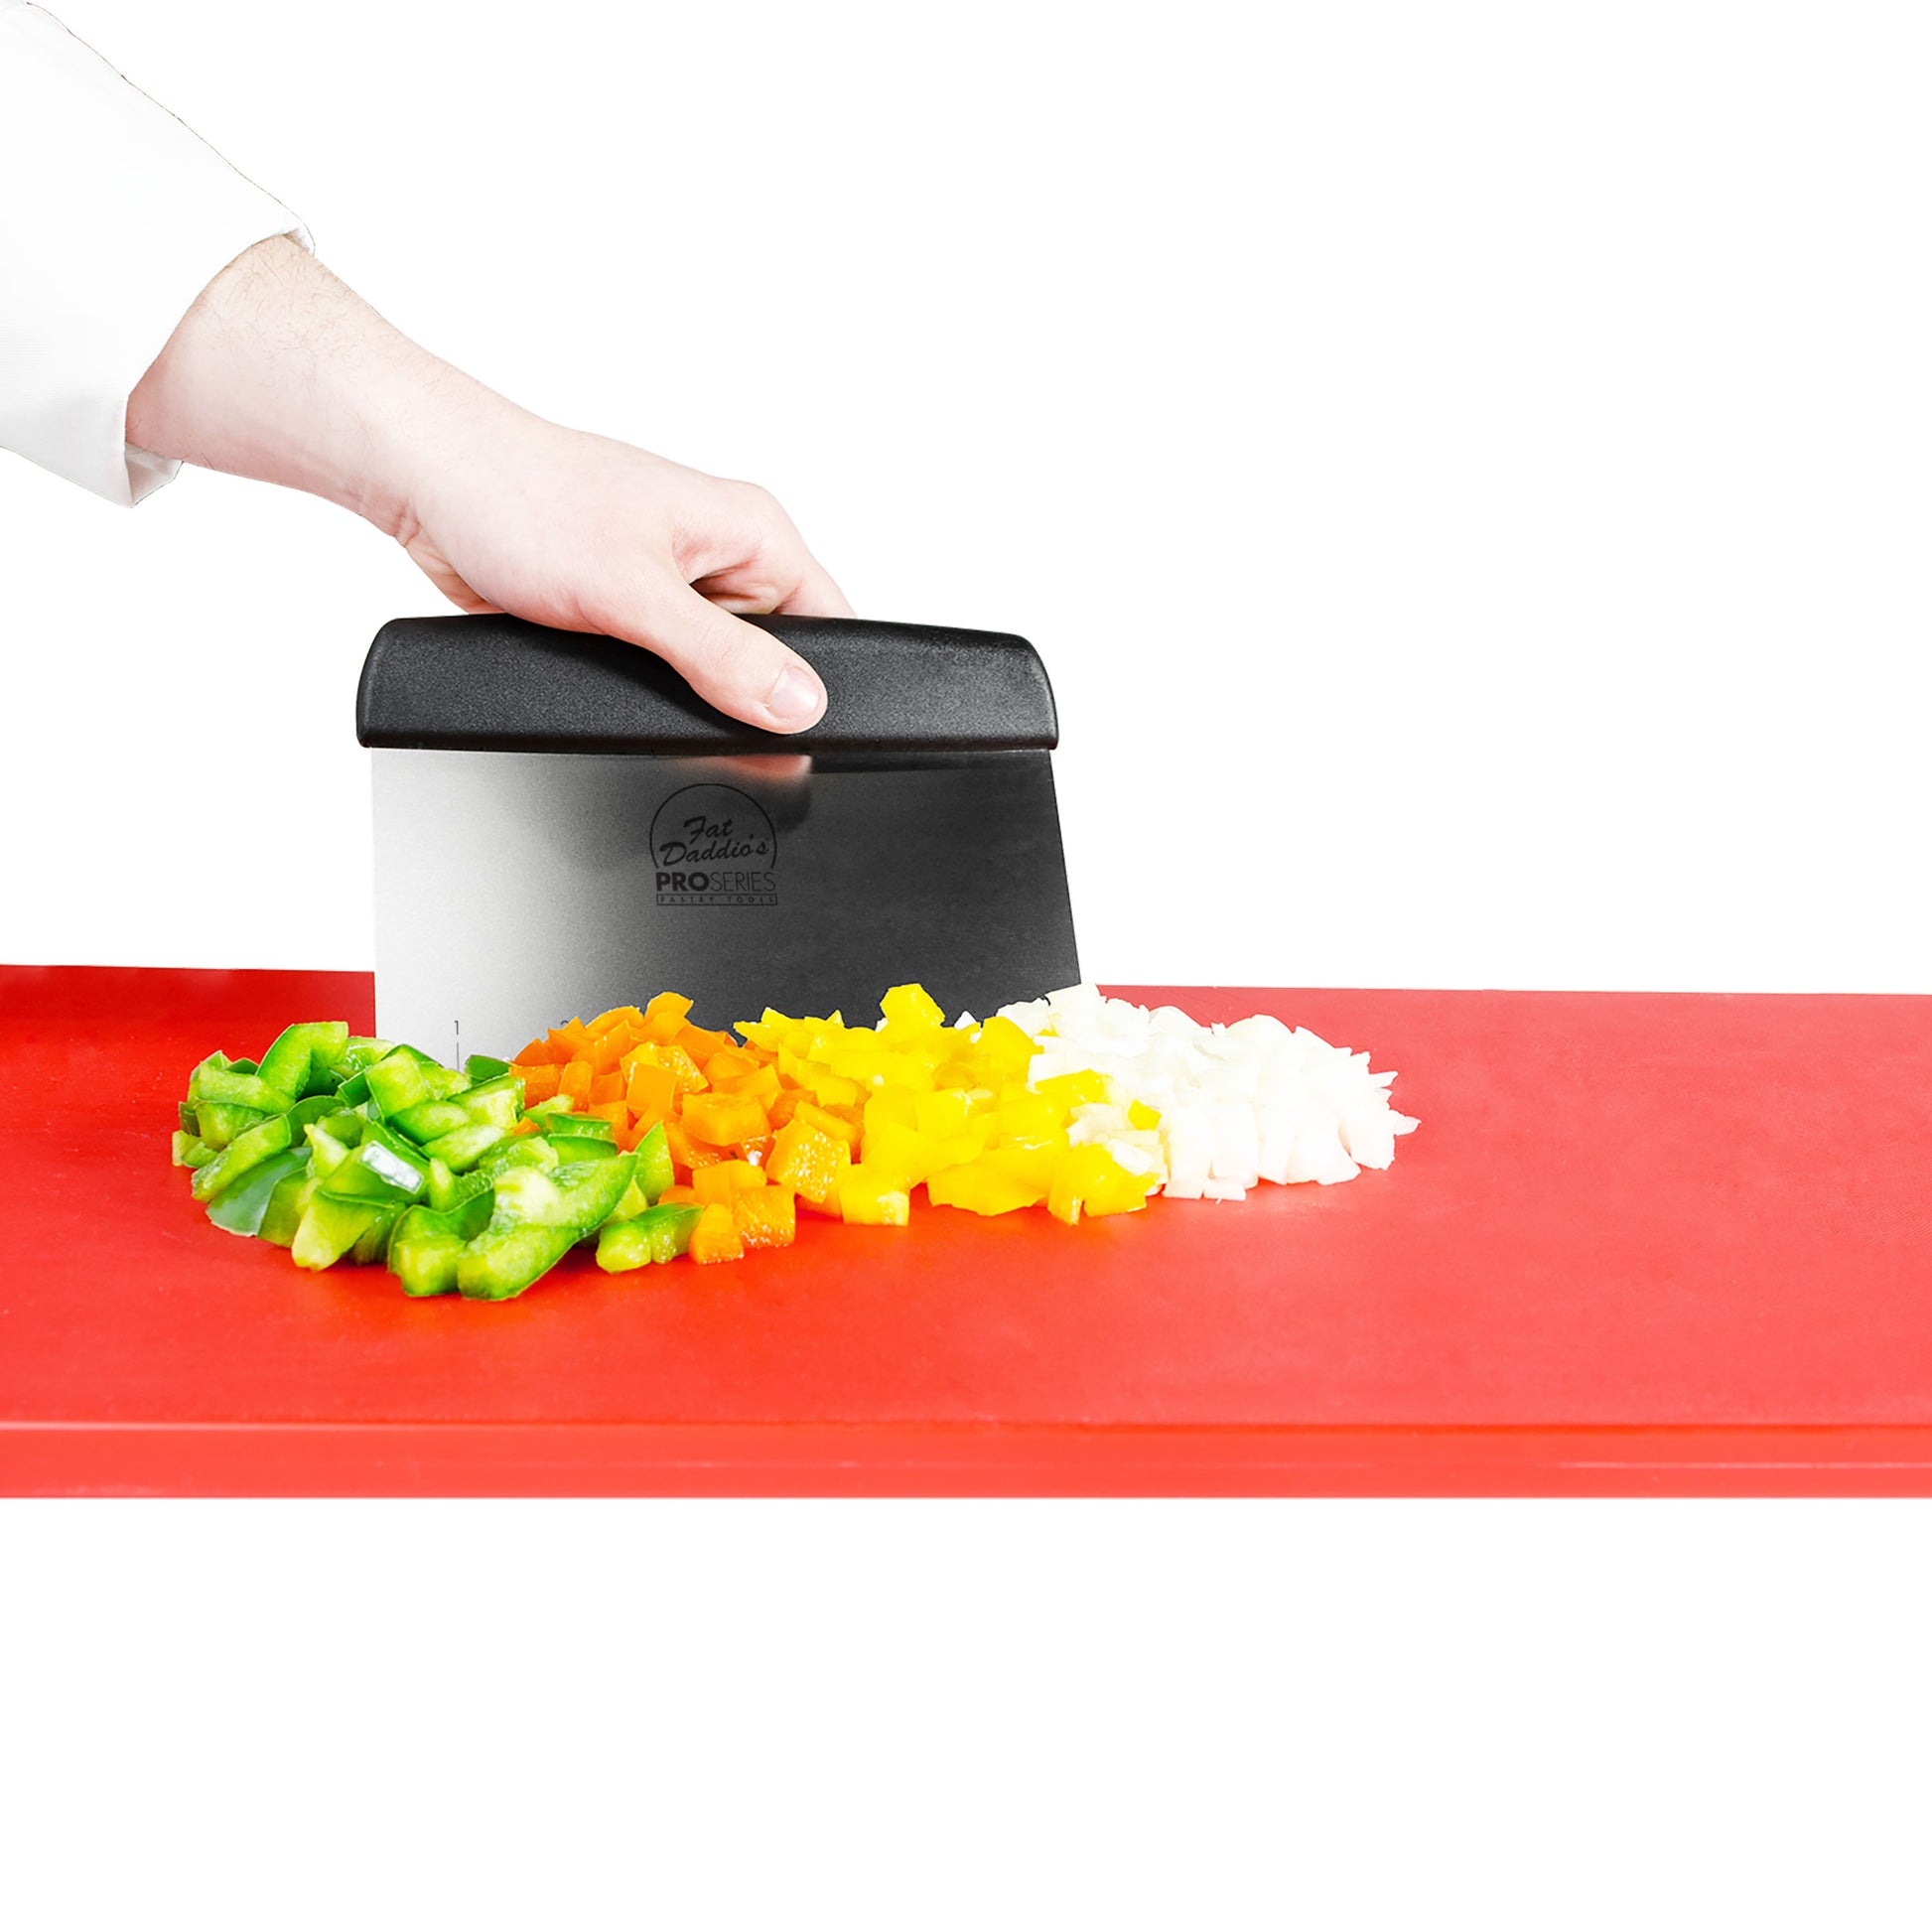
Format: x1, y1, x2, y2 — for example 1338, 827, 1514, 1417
622, 581, 828, 733
774, 550, 856, 620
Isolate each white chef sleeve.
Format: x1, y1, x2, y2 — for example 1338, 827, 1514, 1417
0, 2, 312, 506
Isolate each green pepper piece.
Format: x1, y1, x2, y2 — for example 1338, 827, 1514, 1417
478, 1136, 559, 1181
463, 1054, 514, 1084
453, 1073, 524, 1133
193, 1065, 299, 1115
259, 1172, 315, 1248
387, 1098, 474, 1146
389, 1193, 494, 1297
596, 1202, 703, 1271
254, 1022, 351, 1102
192, 1111, 296, 1203
171, 1130, 215, 1170
332, 1070, 371, 1108
178, 1100, 201, 1135
487, 1153, 637, 1232
206, 1147, 311, 1236
426, 1158, 492, 1213
524, 1095, 577, 1119
456, 1223, 577, 1301
318, 1123, 432, 1204
632, 1121, 673, 1203
548, 1133, 619, 1166
422, 1122, 509, 1173
538, 1109, 614, 1140
349, 1205, 404, 1265
364, 1050, 432, 1116
292, 1194, 390, 1269
195, 1101, 268, 1150
280, 1094, 344, 1142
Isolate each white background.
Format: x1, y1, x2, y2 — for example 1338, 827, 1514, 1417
5, 4, 1931, 1926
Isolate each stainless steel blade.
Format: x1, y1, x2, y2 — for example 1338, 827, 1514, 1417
370, 747, 1079, 1061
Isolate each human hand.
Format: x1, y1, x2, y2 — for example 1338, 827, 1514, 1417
128, 237, 847, 731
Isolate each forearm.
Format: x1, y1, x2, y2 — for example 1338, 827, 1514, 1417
126, 235, 503, 540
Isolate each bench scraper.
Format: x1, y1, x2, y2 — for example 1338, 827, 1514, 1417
356, 613, 1080, 1062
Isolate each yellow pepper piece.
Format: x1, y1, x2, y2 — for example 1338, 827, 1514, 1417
1127, 1099, 1163, 1131
926, 1158, 1046, 1216
837, 1162, 910, 1226
1046, 1145, 1154, 1226
914, 1089, 974, 1139
880, 983, 946, 1032
861, 1118, 948, 1187
1035, 1069, 1111, 1110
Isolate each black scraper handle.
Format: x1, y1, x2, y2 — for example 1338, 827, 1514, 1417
355, 613, 1059, 756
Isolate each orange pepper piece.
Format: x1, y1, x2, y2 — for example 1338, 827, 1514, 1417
518, 1062, 563, 1106
546, 1019, 592, 1057
589, 1069, 624, 1106
676, 1024, 736, 1063
587, 1005, 644, 1037
733, 1185, 796, 1250
694, 1160, 765, 1205
737, 1133, 775, 1167
766, 1088, 808, 1133
682, 1091, 770, 1147
703, 1046, 763, 1085
663, 1117, 730, 1176
621, 1040, 708, 1096
558, 1060, 595, 1107
689, 1202, 745, 1265
584, 1101, 629, 1136
766, 1119, 851, 1207
636, 992, 694, 1042
657, 1183, 702, 1205
514, 1035, 562, 1067
624, 1059, 678, 1120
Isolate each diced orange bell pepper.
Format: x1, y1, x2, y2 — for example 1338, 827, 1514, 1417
519, 1061, 563, 1106
689, 1202, 745, 1264
588, 1005, 644, 1037
733, 1185, 796, 1250
589, 1069, 624, 1106
681, 1091, 770, 1147
621, 1040, 708, 1096
766, 1118, 851, 1206
514, 1035, 563, 1067
703, 1046, 763, 1086
584, 1100, 629, 1137
694, 1160, 765, 1205
546, 1019, 593, 1058
637, 991, 695, 1041
559, 1060, 595, 1107
737, 1133, 775, 1167
837, 1163, 910, 1226
663, 1117, 730, 1176
624, 1059, 679, 1121
765, 1087, 809, 1133
676, 1024, 737, 1064
658, 1183, 702, 1206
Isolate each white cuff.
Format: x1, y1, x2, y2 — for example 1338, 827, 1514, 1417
0, 3, 313, 507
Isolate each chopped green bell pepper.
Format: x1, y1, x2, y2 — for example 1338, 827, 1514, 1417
207, 1147, 312, 1236
597, 1203, 704, 1271
191, 1111, 295, 1203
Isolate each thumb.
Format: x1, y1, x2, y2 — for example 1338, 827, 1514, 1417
627, 584, 828, 734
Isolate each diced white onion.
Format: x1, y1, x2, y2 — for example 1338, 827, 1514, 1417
999, 985, 1419, 1200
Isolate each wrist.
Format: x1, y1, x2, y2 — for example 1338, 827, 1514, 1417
126, 236, 514, 541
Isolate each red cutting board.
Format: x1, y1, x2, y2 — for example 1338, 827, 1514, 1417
3, 966, 1930, 1495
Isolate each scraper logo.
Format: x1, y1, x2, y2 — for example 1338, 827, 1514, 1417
651, 785, 778, 908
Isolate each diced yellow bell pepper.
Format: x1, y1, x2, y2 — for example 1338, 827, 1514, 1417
1034, 1069, 1112, 1110
861, 1118, 948, 1187
1127, 1099, 1163, 1131
1046, 1145, 1154, 1226
880, 983, 946, 1032
926, 1159, 1046, 1215
914, 1089, 974, 1139
838, 1162, 910, 1226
